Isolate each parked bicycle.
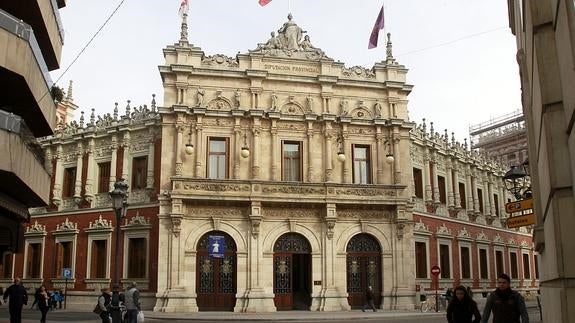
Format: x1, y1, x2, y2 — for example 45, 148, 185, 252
420, 295, 447, 312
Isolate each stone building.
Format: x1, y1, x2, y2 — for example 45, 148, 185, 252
0, 0, 67, 274
508, 1, 575, 322
4, 14, 537, 312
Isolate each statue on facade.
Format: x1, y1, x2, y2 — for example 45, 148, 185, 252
270, 93, 278, 111
196, 88, 205, 107
340, 99, 349, 117
253, 31, 282, 52
277, 13, 306, 51
374, 101, 382, 118
234, 89, 241, 108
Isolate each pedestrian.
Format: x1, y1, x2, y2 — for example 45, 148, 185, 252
481, 273, 529, 323
97, 287, 112, 323
30, 287, 38, 310
53, 289, 63, 309
446, 285, 481, 323
466, 286, 474, 299
36, 285, 50, 323
2, 277, 28, 323
361, 285, 377, 312
124, 282, 141, 323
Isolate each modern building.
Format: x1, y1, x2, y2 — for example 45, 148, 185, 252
0, 0, 67, 276
4, 14, 537, 312
508, 1, 575, 322
469, 109, 528, 168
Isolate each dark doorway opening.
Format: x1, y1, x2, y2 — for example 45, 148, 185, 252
273, 233, 312, 311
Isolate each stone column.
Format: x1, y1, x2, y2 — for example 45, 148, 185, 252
453, 164, 461, 209
122, 132, 131, 191
431, 154, 440, 204
85, 139, 95, 203
307, 122, 314, 182
109, 135, 118, 191
488, 176, 495, 216
53, 145, 63, 206
392, 132, 401, 184
375, 131, 384, 184
342, 125, 351, 183
270, 121, 278, 181
147, 135, 155, 189
74, 142, 83, 202
195, 116, 204, 178
324, 123, 333, 182
252, 127, 261, 179
446, 160, 454, 208
471, 170, 479, 213
466, 166, 474, 212
175, 122, 184, 176
422, 152, 432, 203
233, 120, 241, 179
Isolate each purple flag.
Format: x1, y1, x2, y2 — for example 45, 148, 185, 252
368, 5, 385, 49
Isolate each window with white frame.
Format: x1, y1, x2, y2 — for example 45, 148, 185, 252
1, 252, 13, 278
62, 167, 77, 198
54, 240, 74, 278
24, 240, 44, 278
439, 242, 452, 278
352, 145, 371, 184
438, 175, 447, 204
510, 251, 519, 279
87, 234, 111, 279
415, 240, 429, 279
207, 137, 229, 179
282, 141, 302, 181
131, 156, 148, 189
122, 215, 151, 282
97, 161, 111, 193
495, 248, 505, 277
478, 247, 489, 280
522, 252, 531, 279
459, 244, 472, 279
413, 168, 423, 198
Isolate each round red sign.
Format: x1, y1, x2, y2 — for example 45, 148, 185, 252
431, 265, 441, 276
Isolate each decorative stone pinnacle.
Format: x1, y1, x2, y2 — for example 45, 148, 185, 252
66, 80, 74, 101
113, 102, 118, 120
179, 13, 189, 45
79, 111, 84, 127
151, 94, 157, 112
386, 33, 393, 60
90, 108, 95, 125
126, 100, 131, 117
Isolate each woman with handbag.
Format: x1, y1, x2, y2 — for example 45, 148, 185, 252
36, 285, 50, 323
95, 288, 112, 323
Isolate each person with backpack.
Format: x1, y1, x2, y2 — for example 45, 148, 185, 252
481, 273, 529, 323
446, 285, 481, 323
96, 288, 112, 323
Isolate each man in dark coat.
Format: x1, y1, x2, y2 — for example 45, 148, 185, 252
481, 273, 529, 323
2, 277, 29, 323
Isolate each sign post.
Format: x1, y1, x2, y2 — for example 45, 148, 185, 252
505, 198, 536, 229
431, 265, 441, 312
62, 268, 72, 309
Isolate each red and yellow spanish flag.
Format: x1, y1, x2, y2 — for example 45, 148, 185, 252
368, 5, 385, 49
259, 0, 272, 6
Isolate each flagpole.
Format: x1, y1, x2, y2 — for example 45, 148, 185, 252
288, 0, 291, 14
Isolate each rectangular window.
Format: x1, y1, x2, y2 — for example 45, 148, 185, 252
415, 242, 427, 278
26, 243, 42, 278
522, 253, 531, 279
534, 255, 539, 279
207, 138, 228, 179
439, 244, 451, 278
460, 246, 471, 279
438, 176, 447, 204
496, 250, 504, 277
510, 252, 519, 278
282, 141, 302, 181
1, 253, 13, 278
62, 167, 77, 198
131, 156, 148, 189
459, 183, 466, 208
127, 238, 147, 278
353, 145, 371, 184
90, 240, 107, 278
477, 188, 484, 213
98, 162, 111, 193
494, 194, 500, 216
479, 249, 488, 279
55, 241, 73, 278
413, 168, 423, 198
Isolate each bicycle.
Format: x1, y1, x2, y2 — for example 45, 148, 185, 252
420, 295, 447, 312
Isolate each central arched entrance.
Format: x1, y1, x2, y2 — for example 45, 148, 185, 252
196, 231, 237, 311
346, 233, 382, 309
273, 232, 312, 310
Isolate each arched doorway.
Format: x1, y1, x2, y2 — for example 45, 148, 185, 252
273, 232, 312, 310
196, 231, 237, 311
346, 234, 382, 309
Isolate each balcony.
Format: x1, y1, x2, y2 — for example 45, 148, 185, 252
0, 9, 57, 136
1, 0, 65, 70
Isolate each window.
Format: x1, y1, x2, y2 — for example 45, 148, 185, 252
127, 238, 147, 278
1, 253, 13, 278
477, 188, 484, 213
495, 250, 504, 277
510, 252, 519, 279
534, 255, 539, 279
494, 194, 500, 216
26, 243, 42, 278
415, 241, 427, 278
98, 162, 111, 193
459, 183, 466, 208
62, 167, 77, 198
522, 253, 531, 279
479, 248, 489, 279
439, 244, 451, 278
55, 241, 73, 278
90, 240, 107, 278
438, 176, 446, 204
413, 168, 423, 198
131, 156, 148, 189
353, 145, 371, 184
460, 246, 471, 279
207, 138, 228, 179
282, 141, 302, 181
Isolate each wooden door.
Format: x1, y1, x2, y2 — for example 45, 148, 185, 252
196, 231, 237, 311
346, 234, 382, 309
273, 233, 311, 311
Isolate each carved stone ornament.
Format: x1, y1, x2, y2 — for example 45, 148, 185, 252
414, 220, 430, 232
206, 98, 233, 111
88, 215, 112, 229
264, 207, 319, 218
326, 219, 336, 239
248, 14, 329, 60
334, 187, 395, 197
55, 218, 78, 232
507, 238, 517, 246
457, 227, 472, 239
341, 66, 376, 79
280, 102, 305, 115
26, 221, 46, 233
493, 234, 504, 244
181, 182, 251, 192
436, 223, 452, 236
350, 108, 373, 120
261, 185, 325, 195
520, 240, 530, 248
476, 231, 490, 242
125, 214, 150, 226
201, 54, 239, 68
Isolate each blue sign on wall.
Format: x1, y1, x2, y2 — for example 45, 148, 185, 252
62, 268, 73, 279
208, 235, 225, 258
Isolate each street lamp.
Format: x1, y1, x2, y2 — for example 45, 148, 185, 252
109, 179, 128, 323
503, 165, 527, 200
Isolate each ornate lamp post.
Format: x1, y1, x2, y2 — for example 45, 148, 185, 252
503, 165, 527, 200
109, 179, 128, 323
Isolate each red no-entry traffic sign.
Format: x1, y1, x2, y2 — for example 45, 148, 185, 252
431, 265, 441, 276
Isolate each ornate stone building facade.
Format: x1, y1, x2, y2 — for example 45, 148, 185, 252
4, 14, 538, 312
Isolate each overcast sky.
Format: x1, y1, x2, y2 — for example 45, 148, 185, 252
50, 0, 520, 141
